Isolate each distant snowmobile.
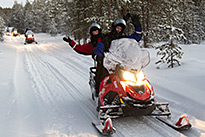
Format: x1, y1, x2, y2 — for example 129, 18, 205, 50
89, 38, 191, 135
12, 28, 20, 37
5, 27, 13, 36
24, 30, 38, 45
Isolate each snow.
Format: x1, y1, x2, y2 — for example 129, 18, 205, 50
0, 34, 205, 137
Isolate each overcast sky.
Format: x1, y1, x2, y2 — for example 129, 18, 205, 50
0, 0, 28, 8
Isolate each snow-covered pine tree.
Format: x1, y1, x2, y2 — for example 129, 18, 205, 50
59, 0, 73, 36
32, 0, 45, 33
84, 0, 111, 33
24, 0, 34, 31
0, 16, 5, 41
155, 41, 184, 68
69, 0, 93, 44
9, 1, 24, 33
47, 0, 59, 36
176, 0, 193, 44
155, 0, 185, 68
201, 1, 205, 42
194, 0, 205, 43
39, 1, 50, 33
54, 1, 68, 35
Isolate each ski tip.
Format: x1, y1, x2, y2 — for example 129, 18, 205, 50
92, 121, 116, 136
156, 116, 192, 131
102, 129, 116, 136
176, 124, 192, 131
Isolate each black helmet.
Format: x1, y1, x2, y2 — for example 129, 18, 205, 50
89, 23, 101, 35
112, 18, 126, 32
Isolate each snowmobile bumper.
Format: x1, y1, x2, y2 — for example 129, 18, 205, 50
99, 101, 172, 119
26, 39, 35, 44
147, 102, 171, 117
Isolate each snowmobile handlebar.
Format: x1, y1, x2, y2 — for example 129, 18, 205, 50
90, 67, 96, 73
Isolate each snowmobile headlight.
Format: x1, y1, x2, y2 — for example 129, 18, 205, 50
123, 71, 136, 82
28, 34, 33, 38
136, 70, 145, 82
122, 70, 145, 86
135, 70, 145, 85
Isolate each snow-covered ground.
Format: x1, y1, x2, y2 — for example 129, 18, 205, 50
0, 34, 204, 137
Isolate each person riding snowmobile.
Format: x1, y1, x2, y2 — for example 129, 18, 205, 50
104, 13, 142, 52
63, 23, 107, 97
24, 28, 30, 37
93, 13, 142, 100
24, 29, 38, 44
63, 22, 105, 55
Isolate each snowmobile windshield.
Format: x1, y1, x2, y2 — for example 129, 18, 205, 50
104, 38, 150, 73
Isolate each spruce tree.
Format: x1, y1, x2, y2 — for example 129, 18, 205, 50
24, 0, 33, 31
0, 16, 5, 41
155, 0, 185, 68
9, 1, 24, 33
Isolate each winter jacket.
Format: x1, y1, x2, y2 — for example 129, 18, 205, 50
68, 37, 103, 56
126, 26, 142, 42
104, 26, 142, 50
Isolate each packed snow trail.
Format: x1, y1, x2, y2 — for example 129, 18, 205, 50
0, 34, 204, 137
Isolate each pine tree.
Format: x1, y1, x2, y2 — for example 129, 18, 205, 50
24, 0, 33, 31
39, 0, 50, 33
9, 1, 24, 33
0, 16, 5, 41
32, 0, 44, 33
201, 1, 205, 42
70, 0, 93, 43
0, 7, 12, 27
155, 0, 185, 68
3, 0, 204, 44
47, 0, 59, 36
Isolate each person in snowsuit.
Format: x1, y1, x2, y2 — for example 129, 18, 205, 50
63, 23, 107, 97
63, 23, 105, 55
24, 28, 30, 37
95, 13, 142, 107
104, 13, 142, 52
24, 29, 38, 44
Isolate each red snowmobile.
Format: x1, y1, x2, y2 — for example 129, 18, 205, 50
24, 30, 38, 45
12, 28, 20, 37
89, 38, 191, 136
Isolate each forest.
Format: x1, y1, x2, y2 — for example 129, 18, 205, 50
0, 0, 204, 45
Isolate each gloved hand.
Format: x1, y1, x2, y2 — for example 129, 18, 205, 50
123, 13, 131, 22
63, 36, 72, 43
131, 14, 141, 28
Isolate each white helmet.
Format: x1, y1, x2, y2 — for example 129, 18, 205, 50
89, 23, 101, 35
112, 18, 126, 32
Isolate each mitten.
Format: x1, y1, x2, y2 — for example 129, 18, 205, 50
131, 14, 141, 28
63, 36, 72, 43
123, 13, 131, 22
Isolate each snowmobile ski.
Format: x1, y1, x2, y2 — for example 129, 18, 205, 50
92, 118, 116, 136
156, 114, 191, 131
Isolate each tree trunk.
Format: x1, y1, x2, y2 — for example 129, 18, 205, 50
100, 0, 102, 16
141, 0, 146, 48
108, 0, 111, 19
144, 0, 150, 48
170, 20, 174, 68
